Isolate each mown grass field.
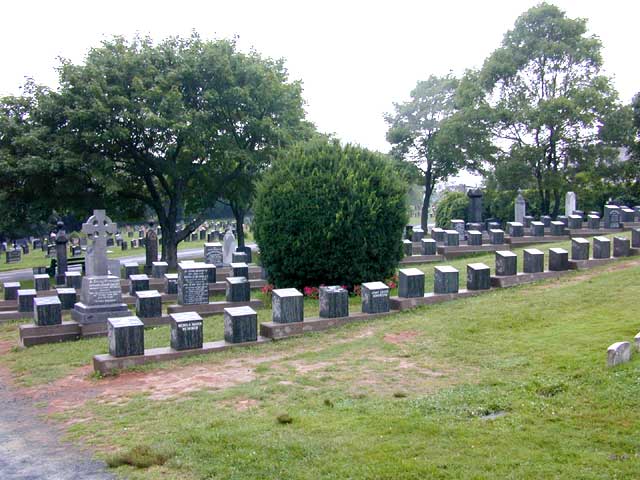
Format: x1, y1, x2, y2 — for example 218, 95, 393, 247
0, 232, 638, 478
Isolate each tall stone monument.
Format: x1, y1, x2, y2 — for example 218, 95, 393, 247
144, 220, 158, 275
71, 210, 129, 325
54, 221, 68, 285
467, 189, 483, 224
222, 228, 237, 266
514, 190, 526, 223
565, 192, 576, 216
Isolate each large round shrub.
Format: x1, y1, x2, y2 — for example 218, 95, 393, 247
254, 140, 408, 288
434, 191, 469, 228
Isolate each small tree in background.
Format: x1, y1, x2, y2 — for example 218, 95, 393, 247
434, 191, 469, 228
253, 139, 408, 289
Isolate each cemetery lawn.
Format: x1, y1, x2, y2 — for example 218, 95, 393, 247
0, 233, 635, 479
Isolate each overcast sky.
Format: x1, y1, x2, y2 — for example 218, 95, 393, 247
2, 0, 638, 155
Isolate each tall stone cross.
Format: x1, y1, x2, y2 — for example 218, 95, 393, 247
82, 209, 117, 276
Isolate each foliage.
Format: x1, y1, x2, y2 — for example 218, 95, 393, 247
385, 75, 488, 229
434, 191, 469, 228
253, 139, 408, 288
474, 3, 626, 216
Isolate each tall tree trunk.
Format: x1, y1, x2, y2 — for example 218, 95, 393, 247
231, 203, 245, 249
551, 189, 561, 218
159, 213, 179, 270
421, 170, 434, 230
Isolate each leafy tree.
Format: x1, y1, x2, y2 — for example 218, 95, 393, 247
254, 139, 408, 289
434, 191, 469, 228
477, 3, 624, 216
51, 34, 306, 267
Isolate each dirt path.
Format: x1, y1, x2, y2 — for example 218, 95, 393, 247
0, 376, 116, 479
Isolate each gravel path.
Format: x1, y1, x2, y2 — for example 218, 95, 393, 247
0, 378, 117, 480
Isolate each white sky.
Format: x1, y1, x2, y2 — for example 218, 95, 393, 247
1, 0, 638, 156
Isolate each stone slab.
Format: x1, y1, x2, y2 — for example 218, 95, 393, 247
436, 244, 506, 258
93, 337, 272, 375
167, 299, 263, 315
389, 289, 486, 311
490, 270, 571, 288
399, 255, 444, 265
505, 236, 569, 245
567, 258, 617, 270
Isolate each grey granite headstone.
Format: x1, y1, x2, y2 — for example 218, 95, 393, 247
550, 221, 565, 236
514, 191, 526, 223
164, 273, 178, 295
178, 262, 209, 305
5, 249, 21, 264
571, 238, 590, 261
507, 222, 524, 237
467, 189, 483, 223
123, 262, 139, 279
3, 282, 20, 301
403, 239, 413, 256
467, 263, 490, 290
56, 287, 77, 310
530, 221, 545, 237
54, 221, 68, 285
129, 274, 149, 296
434, 266, 458, 294
411, 227, 424, 242
361, 282, 390, 313
540, 215, 551, 227
33, 274, 50, 292
450, 220, 465, 241
523, 215, 534, 228
604, 205, 621, 229
444, 230, 460, 247
565, 191, 576, 216
467, 230, 482, 246
204, 243, 223, 267
632, 228, 640, 248
489, 229, 505, 245
431, 227, 445, 243
224, 306, 257, 343
548, 248, 569, 271
135, 290, 162, 318
495, 250, 517, 276
231, 262, 249, 279
65, 271, 82, 289
421, 238, 437, 255
232, 251, 249, 264
18, 289, 37, 313
587, 215, 600, 229
607, 341, 631, 367
108, 316, 144, 357
593, 237, 611, 259
398, 268, 425, 298
556, 215, 568, 226
151, 261, 168, 279
226, 276, 250, 302
205, 264, 217, 284
319, 286, 348, 318
613, 237, 630, 257
487, 221, 501, 231
73, 275, 129, 324
33, 296, 62, 326
272, 288, 304, 323
567, 215, 582, 230
222, 229, 237, 266
523, 248, 544, 273
621, 208, 636, 223
82, 210, 117, 277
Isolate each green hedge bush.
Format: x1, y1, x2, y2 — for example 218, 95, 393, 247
253, 139, 408, 288
435, 191, 469, 228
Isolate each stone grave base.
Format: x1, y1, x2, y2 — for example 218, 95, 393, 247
621, 222, 640, 229
0, 301, 18, 313
0, 310, 31, 323
71, 302, 130, 324
260, 311, 396, 340
209, 279, 266, 293
389, 289, 486, 311
568, 258, 617, 270
631, 247, 640, 256
399, 255, 443, 265
167, 300, 263, 315
93, 337, 272, 375
506, 235, 569, 246
437, 244, 506, 258
490, 270, 571, 288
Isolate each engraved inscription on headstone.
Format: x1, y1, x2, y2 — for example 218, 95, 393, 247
178, 262, 209, 305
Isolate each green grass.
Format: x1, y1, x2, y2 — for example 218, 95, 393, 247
0, 231, 638, 478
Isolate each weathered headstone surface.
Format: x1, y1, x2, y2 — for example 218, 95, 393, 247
236, 246, 253, 264
135, 290, 162, 318
523, 215, 534, 228
164, 273, 178, 295
398, 268, 425, 298
603, 205, 621, 229
514, 191, 526, 223
434, 266, 459, 294
467, 230, 483, 246
151, 261, 168, 279
550, 221, 565, 236
82, 210, 116, 277
587, 215, 600, 229
108, 316, 144, 357
56, 287, 77, 310
178, 262, 209, 305
403, 239, 413, 256
444, 230, 460, 247
222, 229, 237, 266
411, 227, 424, 242
530, 221, 545, 237
632, 228, 640, 248
467, 263, 490, 290
129, 274, 150, 296
451, 220, 465, 241
123, 262, 139, 279
231, 262, 249, 279
571, 238, 590, 261
565, 191, 576, 216
272, 288, 304, 323
319, 286, 349, 318
144, 223, 158, 275
232, 251, 248, 264
55, 221, 68, 285
556, 215, 568, 227
421, 238, 437, 255
495, 251, 517, 276
467, 189, 483, 223
204, 264, 217, 284
204, 243, 223, 267
567, 215, 582, 230
593, 236, 611, 259
431, 227, 445, 243
621, 208, 636, 223
33, 296, 62, 326
5, 249, 21, 264
361, 282, 390, 313
18, 289, 37, 313
487, 221, 501, 231
507, 222, 524, 237
613, 237, 630, 257
33, 274, 50, 292
549, 248, 569, 271
73, 275, 129, 324
224, 276, 249, 302
607, 341, 631, 367
489, 229, 505, 245
224, 307, 257, 344
540, 215, 552, 227
3, 282, 20, 301
523, 248, 544, 273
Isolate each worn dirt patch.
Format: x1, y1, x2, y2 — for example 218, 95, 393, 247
384, 330, 420, 345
